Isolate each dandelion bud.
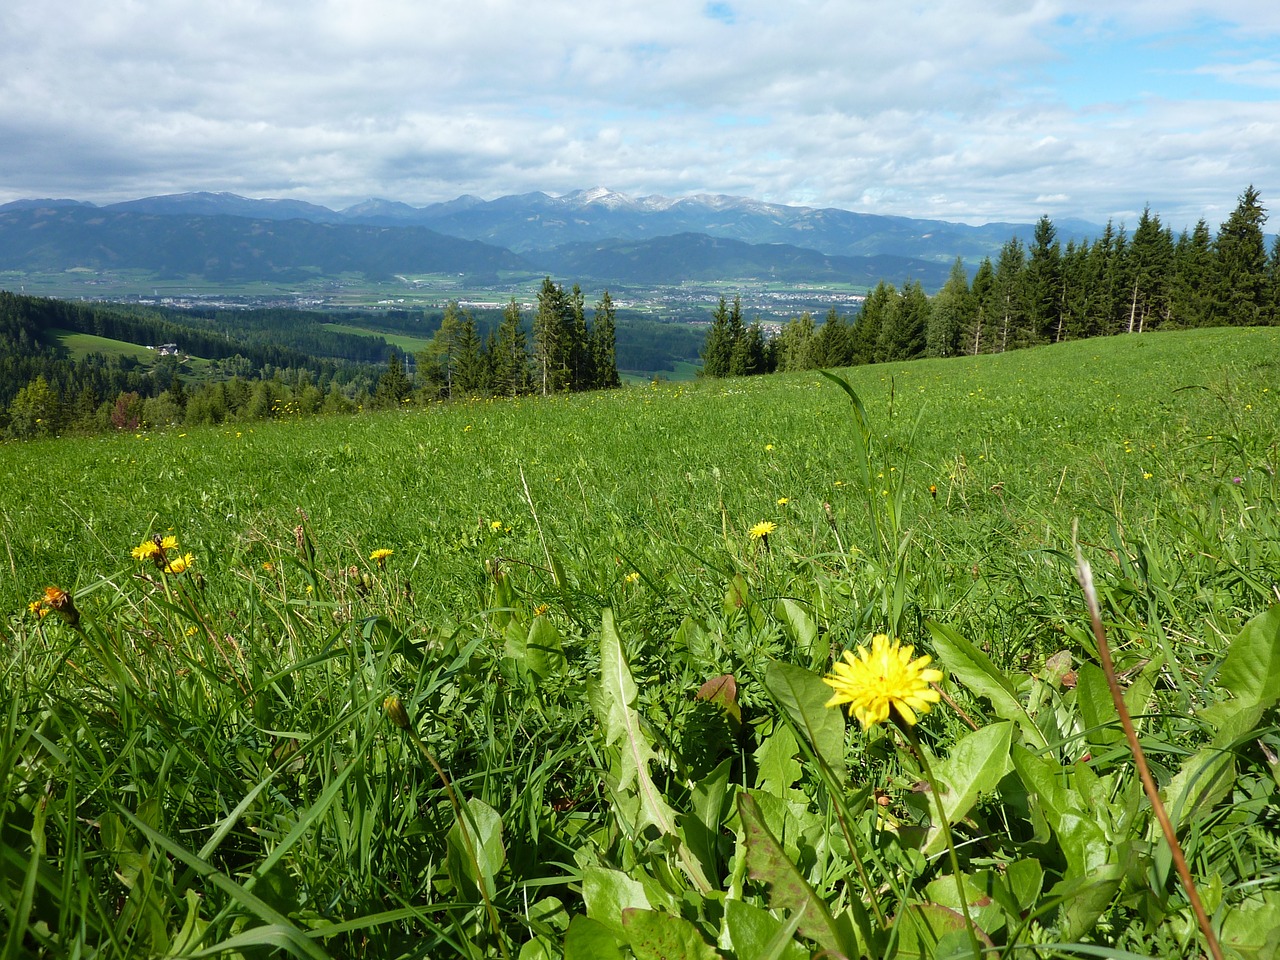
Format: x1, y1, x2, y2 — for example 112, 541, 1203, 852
43, 585, 80, 628
383, 695, 411, 731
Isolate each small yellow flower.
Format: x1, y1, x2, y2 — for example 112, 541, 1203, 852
384, 695, 412, 731
160, 535, 179, 551
164, 553, 194, 575
490, 520, 504, 531
624, 571, 640, 585
1143, 472, 1153, 480
824, 634, 944, 729
776, 497, 789, 506
533, 603, 550, 617
262, 561, 275, 572
28, 598, 50, 618
749, 520, 777, 540
132, 539, 160, 561
370, 548, 394, 568
764, 443, 775, 452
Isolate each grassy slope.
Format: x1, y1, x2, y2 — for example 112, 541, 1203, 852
3, 326, 1276, 619
4, 325, 1279, 957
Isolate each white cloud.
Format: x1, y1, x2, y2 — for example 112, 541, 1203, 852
0, 0, 1277, 230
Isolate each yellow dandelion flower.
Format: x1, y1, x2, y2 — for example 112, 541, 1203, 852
764, 443, 775, 452
164, 553, 194, 575
370, 548, 394, 568
824, 634, 943, 730
160, 535, 179, 551
132, 539, 160, 561
776, 497, 789, 506
262, 561, 275, 572
533, 603, 550, 617
749, 520, 777, 540
28, 598, 50, 618
490, 520, 504, 531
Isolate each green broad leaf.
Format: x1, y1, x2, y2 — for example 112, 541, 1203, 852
1161, 746, 1236, 835
774, 598, 822, 662
923, 721, 1015, 857
589, 610, 712, 893
1045, 860, 1128, 942
719, 899, 809, 960
622, 908, 722, 960
446, 797, 505, 900
754, 723, 803, 797
926, 622, 1048, 751
895, 902, 993, 958
1215, 605, 1280, 714
517, 935, 558, 960
1219, 892, 1280, 958
1075, 663, 1123, 749
563, 916, 625, 960
521, 614, 564, 679
582, 866, 652, 941
1010, 745, 1110, 878
738, 792, 844, 956
764, 661, 847, 783
923, 872, 1008, 938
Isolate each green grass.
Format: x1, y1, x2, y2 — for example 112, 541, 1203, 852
3, 326, 1279, 958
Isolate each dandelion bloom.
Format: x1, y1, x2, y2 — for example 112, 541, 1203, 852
370, 548, 394, 567
164, 554, 194, 575
777, 497, 789, 506
749, 521, 777, 540
132, 539, 160, 561
824, 634, 943, 729
160, 535, 179, 551
490, 520, 504, 531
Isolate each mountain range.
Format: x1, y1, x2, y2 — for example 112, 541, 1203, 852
0, 188, 1101, 291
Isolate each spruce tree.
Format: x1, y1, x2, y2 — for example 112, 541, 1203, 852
493, 298, 529, 396
701, 296, 733, 377
1213, 185, 1269, 325
926, 258, 971, 358
591, 290, 621, 388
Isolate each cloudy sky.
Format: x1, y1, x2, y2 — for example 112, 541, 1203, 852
3, 1, 1278, 230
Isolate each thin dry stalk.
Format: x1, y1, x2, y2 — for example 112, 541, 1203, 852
1073, 525, 1223, 960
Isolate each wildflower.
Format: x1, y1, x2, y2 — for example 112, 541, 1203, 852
37, 585, 80, 627
765, 443, 774, 452
262, 561, 275, 572
824, 634, 943, 730
533, 604, 550, 617
160, 535, 178, 551
370, 548, 394, 568
132, 539, 160, 561
1143, 472, 1153, 480
490, 520, 504, 531
929, 484, 938, 499
164, 553, 194, 575
624, 571, 640, 585
1233, 477, 1243, 485
776, 497, 789, 506
749, 521, 777, 540
384, 695, 412, 731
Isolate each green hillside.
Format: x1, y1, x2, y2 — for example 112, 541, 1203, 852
4, 326, 1279, 958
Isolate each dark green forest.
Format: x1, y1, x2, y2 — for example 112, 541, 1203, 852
705, 186, 1279, 377
0, 279, 624, 438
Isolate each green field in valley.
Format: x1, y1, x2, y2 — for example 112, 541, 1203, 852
3, 326, 1279, 958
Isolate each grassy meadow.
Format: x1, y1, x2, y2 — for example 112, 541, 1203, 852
3, 326, 1280, 959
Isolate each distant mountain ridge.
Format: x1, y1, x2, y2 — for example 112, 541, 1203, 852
0, 188, 1103, 290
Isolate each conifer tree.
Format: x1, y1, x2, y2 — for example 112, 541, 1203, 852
1025, 216, 1063, 343
992, 238, 1027, 351
701, 296, 733, 377
964, 258, 995, 354
592, 290, 621, 388
852, 281, 895, 364
374, 351, 412, 408
811, 307, 855, 367
534, 277, 571, 394
926, 258, 971, 357
453, 313, 486, 395
493, 298, 530, 396
1213, 185, 1269, 325
568, 283, 594, 390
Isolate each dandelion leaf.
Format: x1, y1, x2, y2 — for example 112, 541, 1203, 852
737, 791, 844, 956
622, 907, 721, 960
764, 661, 846, 782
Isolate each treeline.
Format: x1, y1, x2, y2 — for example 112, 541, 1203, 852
0, 278, 623, 439
372, 279, 620, 405
705, 185, 1280, 375
0, 292, 385, 438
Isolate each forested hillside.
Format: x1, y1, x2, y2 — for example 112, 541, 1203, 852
705, 186, 1280, 376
